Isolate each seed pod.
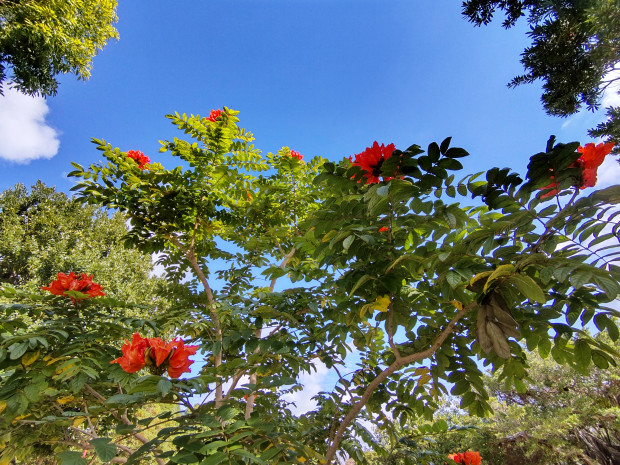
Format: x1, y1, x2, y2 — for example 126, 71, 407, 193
487, 321, 511, 359
477, 305, 493, 353
496, 321, 521, 339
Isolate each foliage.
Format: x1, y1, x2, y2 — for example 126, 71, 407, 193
0, 0, 118, 96
1, 108, 619, 464
372, 335, 620, 465
462, 0, 620, 154
0, 181, 162, 305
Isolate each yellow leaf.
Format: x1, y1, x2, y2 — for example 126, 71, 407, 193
22, 350, 40, 366
46, 356, 66, 366
73, 417, 86, 427
0, 401, 6, 415
484, 264, 516, 292
416, 373, 432, 387
469, 271, 493, 287
57, 395, 74, 405
449, 300, 463, 311
360, 295, 391, 317
55, 362, 75, 375
297, 457, 307, 463
413, 367, 430, 376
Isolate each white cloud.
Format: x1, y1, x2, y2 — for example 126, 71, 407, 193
150, 252, 167, 278
596, 155, 620, 189
0, 88, 60, 163
283, 361, 330, 415
601, 69, 620, 108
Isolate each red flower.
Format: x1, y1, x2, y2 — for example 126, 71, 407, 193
576, 142, 614, 187
289, 150, 303, 161
110, 333, 149, 373
540, 142, 614, 197
379, 226, 389, 232
167, 339, 199, 378
207, 109, 222, 122
111, 335, 198, 378
42, 272, 105, 304
351, 141, 396, 184
127, 150, 150, 169
448, 451, 482, 465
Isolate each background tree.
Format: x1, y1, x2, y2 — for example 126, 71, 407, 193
0, 0, 118, 96
0, 181, 163, 305
368, 335, 620, 465
462, 0, 620, 153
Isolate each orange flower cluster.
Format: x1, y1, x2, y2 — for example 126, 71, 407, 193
41, 272, 105, 304
289, 150, 303, 161
127, 150, 150, 169
449, 451, 482, 465
350, 141, 396, 184
111, 333, 199, 378
207, 108, 222, 122
541, 142, 614, 197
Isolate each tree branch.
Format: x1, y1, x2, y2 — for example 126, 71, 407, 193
323, 302, 476, 464
167, 234, 224, 407
83, 384, 165, 465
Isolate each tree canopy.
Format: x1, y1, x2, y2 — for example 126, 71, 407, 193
462, 0, 620, 153
0, 109, 618, 464
0, 181, 162, 305
0, 0, 118, 96
366, 335, 620, 465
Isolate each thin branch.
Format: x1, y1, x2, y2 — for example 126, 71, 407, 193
167, 234, 224, 407
386, 297, 401, 359
68, 426, 134, 455
83, 384, 165, 465
269, 247, 296, 291
324, 302, 476, 465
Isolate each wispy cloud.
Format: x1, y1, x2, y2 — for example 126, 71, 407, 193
601, 69, 620, 108
0, 88, 60, 163
283, 361, 330, 415
596, 155, 620, 189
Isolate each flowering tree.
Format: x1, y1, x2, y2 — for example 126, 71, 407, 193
0, 108, 619, 464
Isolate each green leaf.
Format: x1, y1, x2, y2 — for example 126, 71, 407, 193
8, 342, 28, 360
200, 452, 228, 465
171, 451, 200, 464
58, 451, 87, 465
446, 271, 461, 289
428, 142, 440, 162
349, 275, 375, 297
216, 405, 238, 421
591, 351, 610, 369
594, 275, 620, 299
157, 378, 173, 396
376, 185, 389, 197
90, 438, 117, 462
513, 378, 527, 394
232, 449, 267, 465
538, 338, 551, 358
574, 340, 591, 368
507, 274, 546, 304
450, 380, 469, 396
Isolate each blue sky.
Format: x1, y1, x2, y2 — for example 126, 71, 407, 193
1, 0, 618, 193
